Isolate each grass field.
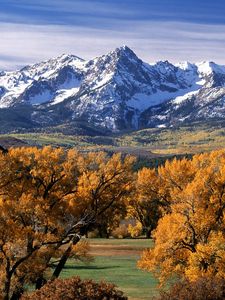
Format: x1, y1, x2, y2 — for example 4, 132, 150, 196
61, 238, 159, 300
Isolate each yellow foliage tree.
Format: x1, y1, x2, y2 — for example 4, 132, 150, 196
127, 167, 168, 238
138, 150, 225, 284
0, 147, 135, 300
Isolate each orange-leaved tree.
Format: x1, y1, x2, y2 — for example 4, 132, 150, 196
138, 150, 225, 284
0, 146, 135, 300
127, 167, 163, 238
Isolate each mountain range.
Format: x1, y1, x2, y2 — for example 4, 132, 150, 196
0, 45, 225, 134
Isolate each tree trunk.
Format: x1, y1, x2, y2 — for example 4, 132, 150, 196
51, 235, 80, 280
35, 253, 58, 289
145, 228, 152, 239
35, 276, 47, 290
98, 225, 104, 238
10, 288, 24, 300
3, 274, 11, 300
98, 224, 110, 238
10, 276, 25, 300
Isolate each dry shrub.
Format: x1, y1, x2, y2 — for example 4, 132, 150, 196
111, 224, 131, 239
157, 276, 225, 300
22, 276, 127, 300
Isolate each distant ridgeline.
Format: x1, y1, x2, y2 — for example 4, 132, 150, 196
0, 46, 225, 134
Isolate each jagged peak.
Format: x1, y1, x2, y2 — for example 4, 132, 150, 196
196, 61, 225, 75
155, 60, 175, 67
175, 61, 196, 71
85, 45, 142, 74
104, 45, 140, 62
153, 60, 178, 74
114, 45, 134, 53
20, 53, 85, 73
116, 45, 138, 57
56, 53, 85, 62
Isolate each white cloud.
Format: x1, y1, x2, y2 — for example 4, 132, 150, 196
0, 20, 225, 70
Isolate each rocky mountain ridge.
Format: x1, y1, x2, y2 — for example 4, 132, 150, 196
0, 46, 225, 134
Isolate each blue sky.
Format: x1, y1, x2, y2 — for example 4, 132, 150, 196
1, 0, 225, 69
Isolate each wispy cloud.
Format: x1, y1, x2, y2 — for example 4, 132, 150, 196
1, 0, 225, 70
0, 20, 225, 70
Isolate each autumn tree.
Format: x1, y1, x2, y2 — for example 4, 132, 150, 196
127, 158, 187, 238
95, 203, 126, 238
0, 147, 134, 299
127, 168, 162, 238
138, 150, 225, 284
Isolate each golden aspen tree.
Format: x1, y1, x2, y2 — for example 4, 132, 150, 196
0, 147, 134, 299
139, 150, 225, 284
127, 168, 162, 238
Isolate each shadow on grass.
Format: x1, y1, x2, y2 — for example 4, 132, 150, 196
64, 265, 120, 270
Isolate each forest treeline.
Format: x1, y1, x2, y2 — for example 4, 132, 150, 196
0, 146, 225, 299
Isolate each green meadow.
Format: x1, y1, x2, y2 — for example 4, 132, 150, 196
61, 238, 159, 300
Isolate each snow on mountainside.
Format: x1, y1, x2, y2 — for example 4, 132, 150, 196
0, 54, 85, 107
0, 46, 225, 133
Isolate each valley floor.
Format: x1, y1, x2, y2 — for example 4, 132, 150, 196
61, 238, 158, 300
2, 122, 225, 158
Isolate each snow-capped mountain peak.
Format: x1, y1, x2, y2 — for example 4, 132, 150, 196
196, 61, 225, 75
0, 46, 225, 133
175, 61, 196, 71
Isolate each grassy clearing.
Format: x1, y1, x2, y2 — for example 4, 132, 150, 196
116, 124, 225, 155
61, 238, 159, 300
